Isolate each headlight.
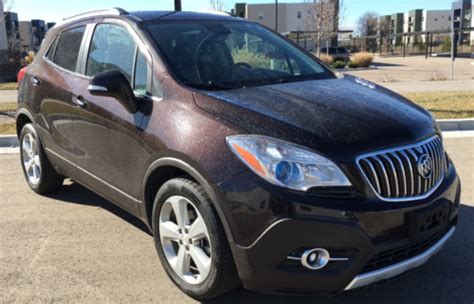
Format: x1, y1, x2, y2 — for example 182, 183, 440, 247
226, 135, 351, 191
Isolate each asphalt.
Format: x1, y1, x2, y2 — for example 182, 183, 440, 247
0, 136, 473, 303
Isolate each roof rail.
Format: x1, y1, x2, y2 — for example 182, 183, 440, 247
61, 7, 128, 22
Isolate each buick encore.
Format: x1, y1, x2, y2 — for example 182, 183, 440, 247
16, 9, 460, 301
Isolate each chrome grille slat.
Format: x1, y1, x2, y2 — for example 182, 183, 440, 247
399, 151, 414, 196
361, 159, 382, 194
391, 152, 407, 197
357, 136, 445, 202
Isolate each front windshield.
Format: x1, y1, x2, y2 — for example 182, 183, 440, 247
146, 20, 335, 90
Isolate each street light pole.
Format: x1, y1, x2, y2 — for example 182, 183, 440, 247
275, 0, 278, 32
174, 0, 182, 12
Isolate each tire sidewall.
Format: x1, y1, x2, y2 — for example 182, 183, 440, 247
151, 179, 223, 299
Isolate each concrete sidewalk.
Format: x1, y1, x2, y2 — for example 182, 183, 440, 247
0, 90, 17, 103
381, 80, 473, 93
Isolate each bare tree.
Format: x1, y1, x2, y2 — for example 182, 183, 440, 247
2, 0, 15, 11
357, 11, 379, 36
304, 0, 345, 56
209, 0, 225, 11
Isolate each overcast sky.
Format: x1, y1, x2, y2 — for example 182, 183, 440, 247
8, 0, 453, 28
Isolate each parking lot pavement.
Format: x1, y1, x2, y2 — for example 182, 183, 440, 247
0, 136, 473, 303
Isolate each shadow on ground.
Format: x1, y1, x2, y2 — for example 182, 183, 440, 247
47, 182, 474, 304
46, 181, 151, 235
371, 62, 405, 67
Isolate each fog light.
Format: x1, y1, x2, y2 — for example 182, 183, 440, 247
301, 248, 330, 270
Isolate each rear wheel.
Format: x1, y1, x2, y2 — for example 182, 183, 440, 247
152, 178, 240, 301
20, 123, 63, 194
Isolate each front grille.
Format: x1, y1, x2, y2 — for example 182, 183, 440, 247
362, 230, 444, 273
357, 136, 445, 201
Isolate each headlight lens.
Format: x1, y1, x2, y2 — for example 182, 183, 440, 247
226, 135, 351, 191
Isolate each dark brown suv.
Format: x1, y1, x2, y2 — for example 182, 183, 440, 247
16, 9, 460, 301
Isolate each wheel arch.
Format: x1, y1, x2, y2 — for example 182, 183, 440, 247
142, 156, 236, 245
16, 108, 35, 138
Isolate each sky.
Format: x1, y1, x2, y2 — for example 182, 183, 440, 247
7, 0, 454, 28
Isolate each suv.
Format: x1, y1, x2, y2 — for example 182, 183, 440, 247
16, 9, 460, 301
321, 47, 351, 63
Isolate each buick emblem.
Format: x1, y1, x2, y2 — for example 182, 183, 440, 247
417, 154, 433, 179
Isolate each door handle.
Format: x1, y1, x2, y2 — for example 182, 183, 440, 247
31, 77, 40, 86
72, 96, 86, 108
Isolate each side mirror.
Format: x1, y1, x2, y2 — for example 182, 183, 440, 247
88, 70, 138, 114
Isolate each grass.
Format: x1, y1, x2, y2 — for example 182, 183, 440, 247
404, 91, 474, 119
0, 122, 16, 134
0, 82, 17, 90
0, 102, 17, 112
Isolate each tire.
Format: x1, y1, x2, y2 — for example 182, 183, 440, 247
19, 123, 64, 194
152, 178, 240, 301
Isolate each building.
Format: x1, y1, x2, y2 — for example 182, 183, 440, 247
19, 21, 34, 52
452, 0, 472, 44
234, 1, 340, 46
31, 19, 46, 46
0, 0, 8, 52
389, 13, 404, 45
4, 11, 19, 50
47, 22, 56, 30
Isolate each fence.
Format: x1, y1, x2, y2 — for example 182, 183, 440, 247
286, 28, 474, 58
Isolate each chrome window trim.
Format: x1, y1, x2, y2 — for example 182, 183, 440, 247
356, 135, 445, 202
344, 226, 455, 290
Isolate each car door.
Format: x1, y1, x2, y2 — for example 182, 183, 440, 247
33, 25, 88, 177
71, 21, 154, 214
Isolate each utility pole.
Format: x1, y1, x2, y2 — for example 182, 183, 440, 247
174, 0, 182, 11
275, 0, 278, 32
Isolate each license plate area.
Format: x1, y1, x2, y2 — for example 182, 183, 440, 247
408, 201, 450, 242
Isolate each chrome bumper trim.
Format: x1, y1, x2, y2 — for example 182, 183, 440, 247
344, 226, 456, 290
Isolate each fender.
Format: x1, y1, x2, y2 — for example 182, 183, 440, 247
141, 155, 237, 245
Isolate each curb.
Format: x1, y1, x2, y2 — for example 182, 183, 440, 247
437, 119, 474, 132
0, 119, 473, 149
0, 134, 18, 147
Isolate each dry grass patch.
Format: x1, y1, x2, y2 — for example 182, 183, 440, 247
0, 102, 17, 112
0, 122, 16, 134
351, 52, 374, 68
319, 54, 334, 65
403, 91, 474, 119
0, 82, 18, 90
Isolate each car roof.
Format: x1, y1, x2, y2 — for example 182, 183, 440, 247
129, 11, 240, 22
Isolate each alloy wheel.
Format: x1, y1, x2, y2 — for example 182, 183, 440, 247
22, 133, 41, 185
159, 195, 212, 285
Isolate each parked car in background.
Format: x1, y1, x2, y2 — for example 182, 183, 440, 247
16, 9, 460, 301
321, 46, 351, 63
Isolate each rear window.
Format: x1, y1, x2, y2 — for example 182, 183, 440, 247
53, 26, 86, 72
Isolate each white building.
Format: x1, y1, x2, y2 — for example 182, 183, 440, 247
423, 10, 452, 32
0, 0, 8, 51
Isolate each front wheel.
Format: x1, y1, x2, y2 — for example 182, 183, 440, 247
152, 178, 240, 301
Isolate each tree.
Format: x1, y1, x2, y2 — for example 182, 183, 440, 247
209, 0, 225, 11
2, 0, 14, 12
357, 11, 379, 37
304, 0, 345, 56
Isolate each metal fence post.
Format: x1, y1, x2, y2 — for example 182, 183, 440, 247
403, 34, 406, 58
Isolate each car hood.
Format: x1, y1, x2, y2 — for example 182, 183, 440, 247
193, 75, 438, 162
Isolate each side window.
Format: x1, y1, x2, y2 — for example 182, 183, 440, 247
45, 36, 59, 61
53, 26, 86, 71
86, 24, 136, 82
134, 51, 148, 95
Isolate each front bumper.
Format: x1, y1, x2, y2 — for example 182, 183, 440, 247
218, 160, 460, 293
345, 225, 455, 290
